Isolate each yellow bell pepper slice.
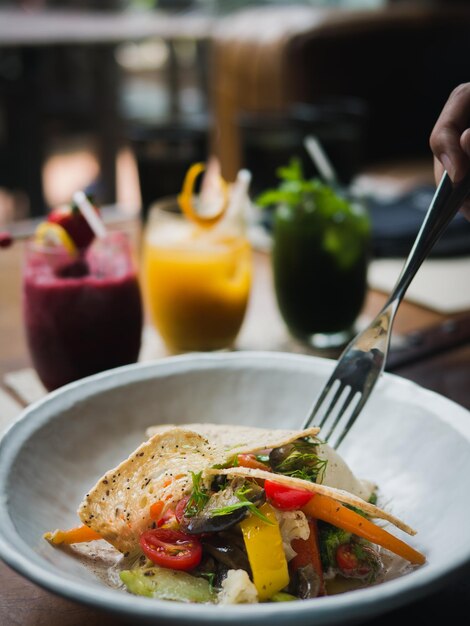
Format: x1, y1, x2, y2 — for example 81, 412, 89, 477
177, 162, 229, 228
240, 502, 289, 601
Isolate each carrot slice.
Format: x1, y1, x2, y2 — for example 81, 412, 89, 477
44, 525, 102, 545
290, 518, 326, 596
149, 500, 165, 521
177, 162, 228, 228
237, 454, 271, 472
302, 494, 425, 565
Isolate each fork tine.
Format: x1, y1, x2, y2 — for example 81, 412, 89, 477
333, 392, 369, 449
323, 387, 357, 443
315, 382, 345, 430
302, 376, 337, 429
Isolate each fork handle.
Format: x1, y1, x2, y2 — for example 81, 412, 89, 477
385, 170, 470, 307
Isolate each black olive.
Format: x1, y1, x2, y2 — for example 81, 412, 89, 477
211, 475, 228, 492
182, 478, 265, 535
203, 531, 252, 573
292, 564, 322, 599
269, 444, 296, 472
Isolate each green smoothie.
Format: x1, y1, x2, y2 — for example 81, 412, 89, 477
258, 160, 370, 347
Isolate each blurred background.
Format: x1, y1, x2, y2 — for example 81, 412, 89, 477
0, 0, 469, 250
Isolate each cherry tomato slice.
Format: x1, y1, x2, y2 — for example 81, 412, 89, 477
336, 543, 374, 578
140, 529, 202, 571
157, 507, 177, 528
264, 480, 313, 510
175, 495, 190, 523
336, 543, 359, 572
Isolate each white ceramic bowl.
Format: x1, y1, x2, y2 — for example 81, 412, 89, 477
1, 352, 470, 625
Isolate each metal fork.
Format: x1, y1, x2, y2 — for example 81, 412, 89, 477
302, 170, 470, 448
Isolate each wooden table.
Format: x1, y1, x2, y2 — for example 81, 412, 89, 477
1, 217, 469, 624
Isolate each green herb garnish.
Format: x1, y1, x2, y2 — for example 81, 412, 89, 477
210, 485, 273, 525
199, 572, 217, 592
184, 471, 210, 518
256, 158, 325, 211
275, 440, 328, 483
211, 454, 239, 470
256, 158, 370, 270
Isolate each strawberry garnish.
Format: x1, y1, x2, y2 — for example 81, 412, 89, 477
48, 197, 99, 249
0, 231, 13, 248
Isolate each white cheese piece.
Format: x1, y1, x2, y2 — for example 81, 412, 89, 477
317, 443, 376, 501
274, 509, 311, 561
218, 569, 259, 604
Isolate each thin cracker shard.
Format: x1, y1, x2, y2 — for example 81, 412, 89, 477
205, 466, 416, 536
145, 423, 320, 455
77, 429, 223, 554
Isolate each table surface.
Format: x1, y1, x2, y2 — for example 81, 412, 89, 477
0, 216, 469, 624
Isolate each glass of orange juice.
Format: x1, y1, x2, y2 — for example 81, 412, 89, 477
142, 188, 252, 353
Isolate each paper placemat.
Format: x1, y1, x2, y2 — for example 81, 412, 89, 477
368, 257, 470, 314
4, 369, 47, 406
0, 388, 23, 432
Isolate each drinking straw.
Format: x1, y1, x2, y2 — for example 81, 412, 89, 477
199, 156, 222, 209
72, 190, 107, 239
304, 135, 338, 187
229, 169, 252, 214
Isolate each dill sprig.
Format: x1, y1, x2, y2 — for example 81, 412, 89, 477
276, 445, 328, 483
210, 485, 273, 525
184, 471, 210, 518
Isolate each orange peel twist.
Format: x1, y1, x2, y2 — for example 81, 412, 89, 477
177, 162, 229, 228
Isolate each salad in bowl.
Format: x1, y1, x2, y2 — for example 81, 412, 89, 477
44, 423, 425, 604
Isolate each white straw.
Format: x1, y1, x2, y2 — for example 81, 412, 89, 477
229, 169, 252, 213
72, 191, 107, 239
304, 135, 338, 186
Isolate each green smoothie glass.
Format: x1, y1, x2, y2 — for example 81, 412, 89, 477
258, 160, 371, 350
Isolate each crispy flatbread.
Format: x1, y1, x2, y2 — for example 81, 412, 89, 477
146, 423, 373, 500
206, 467, 415, 536
145, 423, 320, 455
78, 425, 414, 554
78, 429, 223, 554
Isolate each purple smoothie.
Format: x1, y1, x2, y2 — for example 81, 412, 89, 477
23, 232, 143, 391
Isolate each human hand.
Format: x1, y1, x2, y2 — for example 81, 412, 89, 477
430, 83, 470, 220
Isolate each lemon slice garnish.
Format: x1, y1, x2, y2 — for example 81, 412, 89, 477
177, 162, 229, 228
34, 222, 77, 254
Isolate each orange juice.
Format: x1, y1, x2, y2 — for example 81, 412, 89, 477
143, 207, 251, 352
